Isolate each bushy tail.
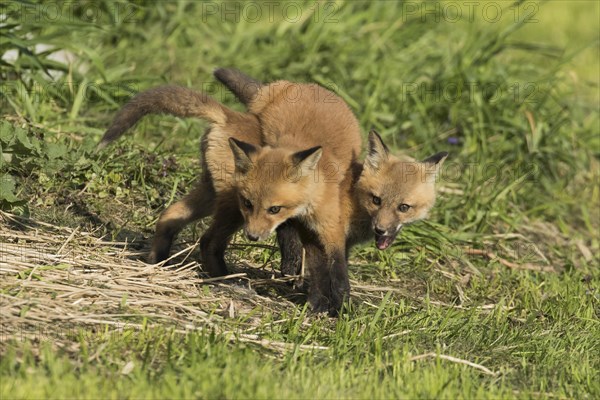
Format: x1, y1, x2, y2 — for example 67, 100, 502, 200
214, 68, 263, 107
98, 86, 228, 149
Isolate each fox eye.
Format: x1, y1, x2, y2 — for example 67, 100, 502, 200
398, 203, 410, 213
267, 206, 281, 215
372, 195, 381, 206
242, 197, 253, 210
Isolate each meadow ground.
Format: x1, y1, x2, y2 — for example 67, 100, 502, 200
1, 1, 599, 398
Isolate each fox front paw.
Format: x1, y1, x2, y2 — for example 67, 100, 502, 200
308, 292, 330, 315
308, 293, 347, 317
147, 250, 166, 265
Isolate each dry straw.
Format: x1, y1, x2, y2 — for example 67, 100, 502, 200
0, 211, 325, 355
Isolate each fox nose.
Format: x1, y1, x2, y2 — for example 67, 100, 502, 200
246, 233, 259, 241
374, 227, 386, 236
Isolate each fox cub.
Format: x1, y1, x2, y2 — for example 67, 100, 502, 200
99, 71, 362, 315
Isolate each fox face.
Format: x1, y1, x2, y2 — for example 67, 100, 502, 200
229, 138, 323, 241
356, 131, 448, 250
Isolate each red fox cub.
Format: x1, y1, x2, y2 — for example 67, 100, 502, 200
99, 73, 362, 315
349, 130, 448, 250
202, 79, 362, 316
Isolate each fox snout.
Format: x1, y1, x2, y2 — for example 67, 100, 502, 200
243, 213, 281, 242
373, 226, 388, 236
373, 210, 403, 237
244, 227, 270, 242
372, 223, 403, 237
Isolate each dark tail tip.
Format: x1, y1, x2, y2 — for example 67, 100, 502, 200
96, 139, 109, 152
214, 67, 263, 106
96, 125, 124, 152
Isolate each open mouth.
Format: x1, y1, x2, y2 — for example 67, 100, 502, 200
374, 226, 402, 250
375, 234, 394, 250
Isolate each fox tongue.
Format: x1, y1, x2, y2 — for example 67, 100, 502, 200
376, 235, 393, 250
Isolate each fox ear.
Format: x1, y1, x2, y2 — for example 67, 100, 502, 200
365, 130, 389, 171
292, 146, 323, 171
422, 151, 448, 181
422, 151, 448, 166
229, 138, 257, 173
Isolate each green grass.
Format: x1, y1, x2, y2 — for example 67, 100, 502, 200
2, 274, 598, 399
1, 0, 599, 398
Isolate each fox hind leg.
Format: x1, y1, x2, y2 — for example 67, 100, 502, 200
148, 182, 215, 264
